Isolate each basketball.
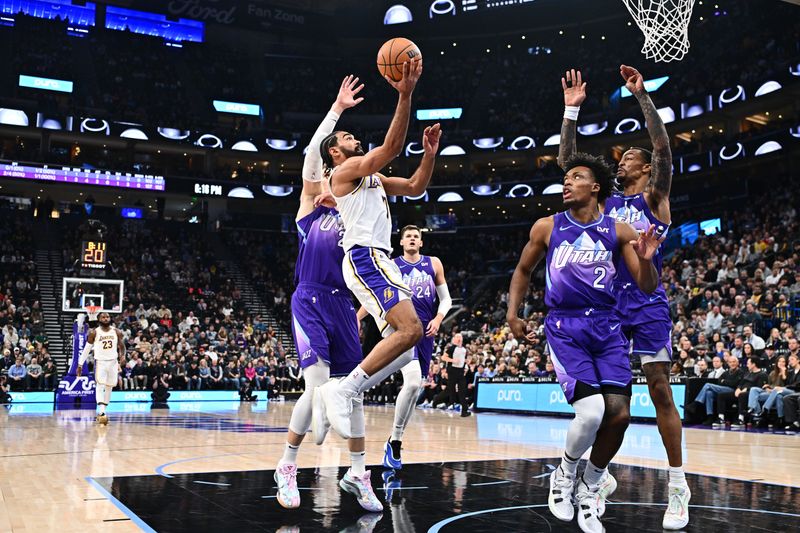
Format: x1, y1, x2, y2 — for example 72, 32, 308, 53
377, 37, 422, 82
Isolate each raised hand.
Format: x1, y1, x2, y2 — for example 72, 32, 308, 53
561, 68, 587, 107
620, 64, 645, 95
334, 75, 365, 113
631, 224, 666, 261
422, 123, 441, 155
385, 59, 423, 95
313, 191, 337, 208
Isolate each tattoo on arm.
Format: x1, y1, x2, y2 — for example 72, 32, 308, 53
635, 90, 672, 199
557, 118, 577, 170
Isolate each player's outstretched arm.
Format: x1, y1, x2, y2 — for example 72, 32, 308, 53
506, 217, 551, 340
557, 68, 586, 170
618, 222, 663, 294
426, 256, 451, 337
298, 75, 364, 219
76, 329, 95, 376
620, 65, 673, 212
380, 123, 440, 197
335, 60, 422, 182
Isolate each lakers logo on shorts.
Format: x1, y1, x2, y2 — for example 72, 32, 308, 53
383, 287, 395, 303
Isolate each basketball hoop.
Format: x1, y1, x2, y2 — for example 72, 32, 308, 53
84, 305, 101, 321
622, 0, 696, 63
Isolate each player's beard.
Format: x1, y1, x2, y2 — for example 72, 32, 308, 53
339, 144, 364, 158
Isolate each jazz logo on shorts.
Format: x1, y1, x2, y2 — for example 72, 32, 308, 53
383, 287, 395, 303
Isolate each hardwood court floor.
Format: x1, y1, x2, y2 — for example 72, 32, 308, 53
1, 401, 798, 532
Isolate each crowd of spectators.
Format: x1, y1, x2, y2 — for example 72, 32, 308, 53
0, 209, 55, 391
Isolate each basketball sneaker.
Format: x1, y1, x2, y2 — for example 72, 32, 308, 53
662, 483, 691, 530
596, 473, 617, 517
274, 463, 300, 509
575, 478, 605, 533
548, 466, 575, 522
383, 439, 402, 470
340, 469, 384, 512
96, 413, 109, 426
311, 386, 331, 445
318, 380, 353, 440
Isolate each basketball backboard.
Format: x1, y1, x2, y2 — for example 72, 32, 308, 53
62, 277, 124, 313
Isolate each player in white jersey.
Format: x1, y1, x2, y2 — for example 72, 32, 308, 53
77, 312, 124, 425
313, 59, 442, 442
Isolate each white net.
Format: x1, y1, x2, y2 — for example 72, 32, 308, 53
622, 0, 696, 63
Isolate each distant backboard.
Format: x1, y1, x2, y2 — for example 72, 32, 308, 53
62, 277, 124, 313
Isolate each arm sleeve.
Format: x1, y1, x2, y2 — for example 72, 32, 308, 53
78, 340, 92, 366
435, 283, 452, 317
302, 110, 341, 182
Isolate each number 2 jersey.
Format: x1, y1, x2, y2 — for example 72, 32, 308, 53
544, 211, 620, 311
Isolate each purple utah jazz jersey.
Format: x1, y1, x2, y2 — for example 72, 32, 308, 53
545, 212, 619, 311
604, 193, 669, 296
295, 206, 347, 290
395, 255, 437, 323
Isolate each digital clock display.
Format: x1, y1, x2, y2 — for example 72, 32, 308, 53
81, 241, 107, 270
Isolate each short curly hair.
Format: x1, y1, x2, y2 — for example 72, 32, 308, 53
563, 152, 615, 201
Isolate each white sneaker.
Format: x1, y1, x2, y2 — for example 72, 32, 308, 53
274, 462, 300, 509
662, 483, 691, 530
575, 479, 605, 533
318, 379, 353, 440
548, 467, 575, 522
596, 473, 617, 517
311, 385, 331, 445
339, 469, 384, 512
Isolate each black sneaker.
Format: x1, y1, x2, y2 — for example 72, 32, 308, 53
702, 416, 716, 426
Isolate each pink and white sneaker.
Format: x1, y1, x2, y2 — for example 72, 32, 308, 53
339, 469, 384, 512
274, 462, 300, 509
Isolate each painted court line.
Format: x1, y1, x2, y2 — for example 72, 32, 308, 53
85, 477, 156, 533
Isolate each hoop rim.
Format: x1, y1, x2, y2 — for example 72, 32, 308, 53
84, 305, 102, 315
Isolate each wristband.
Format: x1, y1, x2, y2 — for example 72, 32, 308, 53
564, 106, 580, 121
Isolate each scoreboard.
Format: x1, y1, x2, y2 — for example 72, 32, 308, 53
80, 241, 107, 272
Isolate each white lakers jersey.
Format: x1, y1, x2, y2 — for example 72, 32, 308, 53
93, 327, 119, 361
330, 172, 392, 253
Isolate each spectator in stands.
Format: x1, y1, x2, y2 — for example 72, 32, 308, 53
24, 357, 43, 391
717, 357, 767, 429
42, 359, 58, 390
209, 360, 224, 389
8, 358, 26, 391
695, 359, 710, 378
749, 356, 789, 427
687, 356, 743, 425
132, 358, 149, 390
224, 361, 240, 390
187, 360, 201, 390
198, 359, 210, 389
152, 372, 171, 403
782, 354, 800, 431
743, 326, 766, 351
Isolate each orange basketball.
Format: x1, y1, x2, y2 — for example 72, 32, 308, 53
377, 37, 422, 82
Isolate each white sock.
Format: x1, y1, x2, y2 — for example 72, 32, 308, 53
96, 384, 107, 414
280, 443, 299, 465
356, 347, 416, 393
560, 453, 579, 478
582, 459, 607, 490
350, 451, 366, 476
668, 466, 686, 485
340, 366, 370, 397
103, 382, 113, 405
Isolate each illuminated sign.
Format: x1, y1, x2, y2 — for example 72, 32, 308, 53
194, 183, 223, 196
81, 241, 107, 270
213, 100, 261, 116
121, 207, 143, 219
0, 162, 165, 191
384, 4, 413, 24
620, 75, 669, 97
106, 6, 203, 42
416, 108, 463, 120
19, 75, 74, 93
